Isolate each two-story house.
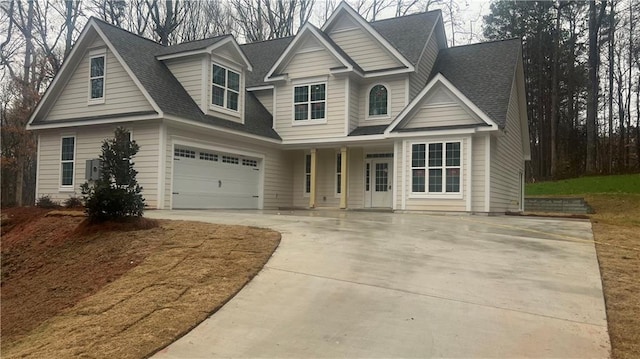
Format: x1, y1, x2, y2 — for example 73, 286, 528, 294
27, 2, 530, 214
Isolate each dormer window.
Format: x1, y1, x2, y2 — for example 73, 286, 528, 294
88, 49, 106, 104
294, 83, 326, 121
212, 64, 240, 111
368, 84, 388, 117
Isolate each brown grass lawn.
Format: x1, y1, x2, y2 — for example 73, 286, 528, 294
1, 208, 280, 359
586, 194, 640, 359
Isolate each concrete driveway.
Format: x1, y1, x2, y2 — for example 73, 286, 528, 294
147, 210, 610, 358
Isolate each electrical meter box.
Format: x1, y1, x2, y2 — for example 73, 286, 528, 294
85, 159, 101, 180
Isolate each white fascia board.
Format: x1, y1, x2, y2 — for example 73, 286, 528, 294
27, 20, 97, 127
93, 25, 164, 117
163, 115, 282, 145
362, 68, 411, 78
264, 23, 354, 83
321, 2, 414, 71
282, 134, 387, 146
26, 113, 162, 130
156, 49, 208, 60
385, 74, 499, 135
387, 127, 478, 138
247, 85, 274, 91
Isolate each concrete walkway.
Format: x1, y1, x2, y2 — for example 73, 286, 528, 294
147, 210, 610, 358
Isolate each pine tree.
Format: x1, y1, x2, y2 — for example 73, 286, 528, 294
81, 127, 145, 222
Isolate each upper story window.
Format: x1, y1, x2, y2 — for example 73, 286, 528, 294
411, 141, 461, 194
212, 64, 240, 111
89, 50, 106, 103
368, 84, 388, 117
294, 83, 326, 121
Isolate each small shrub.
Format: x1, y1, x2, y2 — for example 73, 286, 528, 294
81, 127, 145, 223
36, 195, 60, 209
64, 195, 84, 208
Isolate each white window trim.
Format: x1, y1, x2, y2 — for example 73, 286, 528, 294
335, 152, 342, 197
303, 153, 311, 197
365, 83, 391, 120
59, 135, 76, 192
292, 82, 328, 125
88, 48, 106, 105
210, 62, 241, 114
409, 139, 464, 200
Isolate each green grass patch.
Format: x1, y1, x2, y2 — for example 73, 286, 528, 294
526, 174, 640, 196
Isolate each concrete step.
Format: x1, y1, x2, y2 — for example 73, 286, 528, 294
524, 197, 593, 214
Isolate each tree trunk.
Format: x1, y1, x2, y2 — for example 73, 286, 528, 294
586, 1, 606, 174
550, 3, 561, 179
607, 0, 614, 173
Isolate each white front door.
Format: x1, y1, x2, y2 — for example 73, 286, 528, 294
370, 159, 392, 208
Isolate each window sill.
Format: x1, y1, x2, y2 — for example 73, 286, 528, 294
292, 119, 327, 126
303, 193, 310, 198
88, 98, 105, 105
409, 193, 463, 200
365, 115, 390, 121
59, 187, 75, 193
209, 105, 240, 117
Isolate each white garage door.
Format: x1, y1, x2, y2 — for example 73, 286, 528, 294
172, 146, 260, 209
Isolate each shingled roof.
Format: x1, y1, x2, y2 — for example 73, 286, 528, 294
370, 10, 441, 65
240, 37, 293, 88
155, 34, 231, 56
428, 39, 521, 128
93, 19, 279, 140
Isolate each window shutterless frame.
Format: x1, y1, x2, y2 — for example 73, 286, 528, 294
367, 83, 390, 119
60, 135, 76, 190
293, 82, 327, 123
410, 140, 463, 198
88, 49, 106, 104
211, 63, 240, 112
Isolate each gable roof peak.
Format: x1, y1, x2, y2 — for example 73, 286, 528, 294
89, 17, 161, 47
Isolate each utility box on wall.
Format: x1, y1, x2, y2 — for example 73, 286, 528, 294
85, 159, 101, 180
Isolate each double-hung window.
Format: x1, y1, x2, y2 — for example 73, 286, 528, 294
411, 141, 461, 194
212, 64, 240, 111
61, 136, 75, 188
89, 51, 106, 102
294, 83, 326, 121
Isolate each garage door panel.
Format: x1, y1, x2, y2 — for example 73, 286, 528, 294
172, 146, 260, 209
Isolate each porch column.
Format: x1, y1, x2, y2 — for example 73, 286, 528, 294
309, 148, 317, 208
340, 146, 348, 209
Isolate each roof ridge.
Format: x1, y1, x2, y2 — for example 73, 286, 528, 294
90, 16, 161, 47
445, 37, 521, 50
168, 33, 232, 47
370, 9, 441, 24
241, 36, 295, 46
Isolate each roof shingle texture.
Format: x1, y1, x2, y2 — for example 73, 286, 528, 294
94, 19, 280, 139
155, 35, 230, 56
370, 10, 440, 65
240, 37, 293, 87
429, 39, 521, 128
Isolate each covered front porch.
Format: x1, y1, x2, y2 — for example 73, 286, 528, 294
288, 145, 395, 210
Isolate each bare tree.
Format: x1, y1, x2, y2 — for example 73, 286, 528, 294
146, 0, 185, 45
586, 0, 607, 173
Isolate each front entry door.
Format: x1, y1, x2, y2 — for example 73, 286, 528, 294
371, 159, 392, 208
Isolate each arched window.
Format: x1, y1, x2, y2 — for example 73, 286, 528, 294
369, 85, 388, 116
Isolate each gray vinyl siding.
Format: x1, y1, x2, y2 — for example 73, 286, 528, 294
253, 89, 274, 115
357, 76, 407, 127
274, 48, 346, 140
490, 78, 524, 212
165, 55, 203, 108
471, 135, 487, 212
409, 31, 440, 101
349, 79, 359, 133
329, 27, 401, 71
36, 121, 161, 207
402, 104, 484, 129
163, 124, 292, 209
46, 37, 154, 121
